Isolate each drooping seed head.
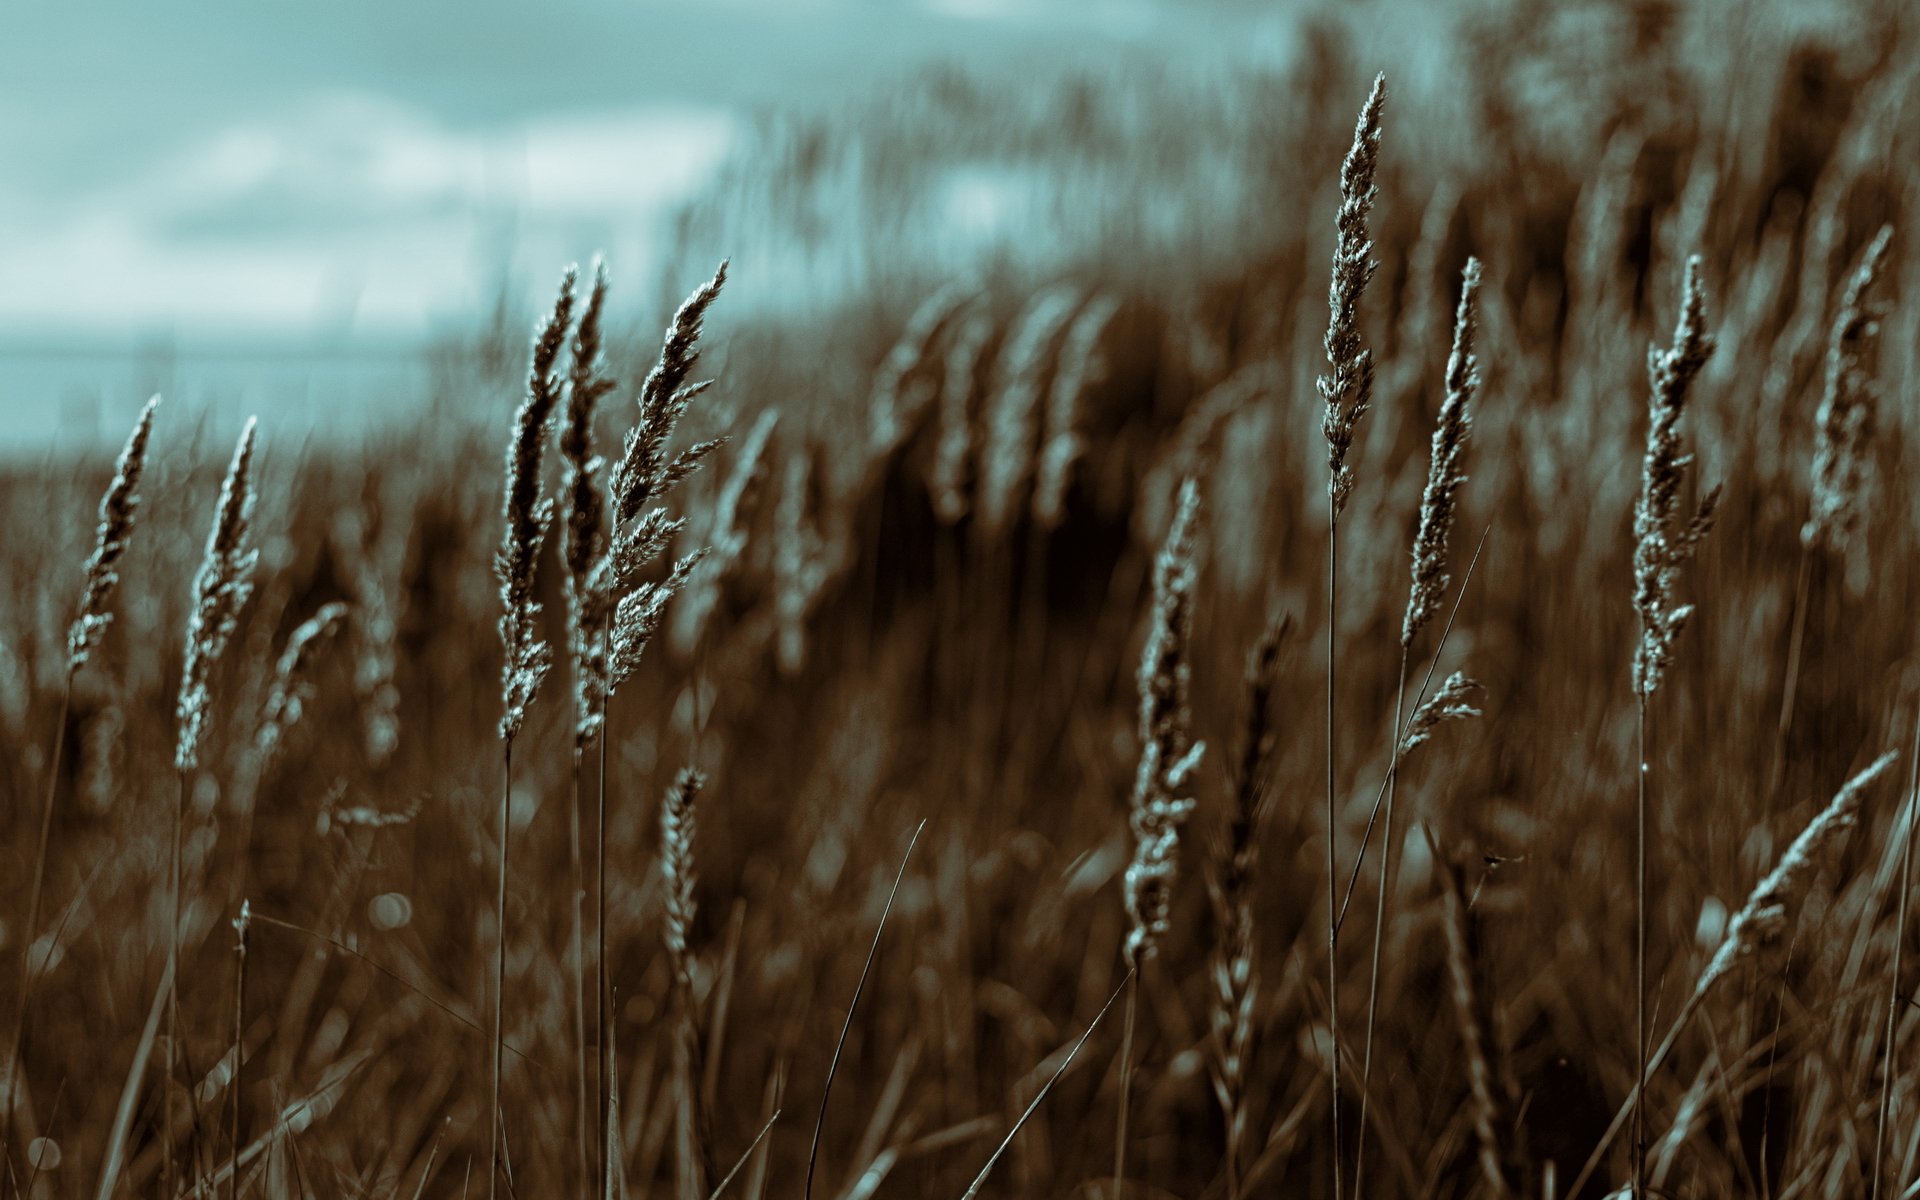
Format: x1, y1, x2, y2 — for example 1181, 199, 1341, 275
1697, 752, 1898, 996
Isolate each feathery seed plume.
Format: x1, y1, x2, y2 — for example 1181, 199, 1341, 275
68, 396, 160, 673
773, 449, 833, 676
1208, 617, 1288, 1190
610, 261, 728, 527
1435, 845, 1513, 1200
869, 283, 970, 460
254, 602, 348, 768
930, 298, 995, 524
1803, 225, 1894, 583
598, 265, 731, 692
561, 260, 616, 747
1319, 73, 1387, 520
1403, 258, 1481, 647
174, 418, 261, 772
1033, 293, 1122, 527
977, 286, 1082, 534
1697, 752, 1899, 996
671, 409, 777, 655
1125, 478, 1206, 965
1400, 671, 1482, 756
661, 767, 703, 982
1632, 256, 1720, 699
496, 267, 578, 743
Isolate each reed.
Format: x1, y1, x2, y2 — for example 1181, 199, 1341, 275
169, 415, 261, 1190
1570, 752, 1900, 1197
492, 266, 578, 1197
1208, 618, 1286, 1200
1355, 256, 1479, 1190
560, 257, 614, 1195
1117, 477, 1205, 1198
1318, 73, 1387, 1200
1628, 255, 1719, 1196
661, 768, 709, 1200
3, 395, 160, 1161
596, 260, 731, 1196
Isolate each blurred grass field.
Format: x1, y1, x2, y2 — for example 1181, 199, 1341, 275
3, 1, 1920, 1196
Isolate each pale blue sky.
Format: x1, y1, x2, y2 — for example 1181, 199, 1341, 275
0, 0, 1294, 345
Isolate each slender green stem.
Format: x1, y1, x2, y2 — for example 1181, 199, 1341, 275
1872, 706, 1920, 1199
1633, 697, 1649, 1197
1113, 968, 1138, 1199
165, 766, 188, 1196
1336, 526, 1491, 931
1, 672, 73, 1162
568, 745, 589, 1200
229, 901, 248, 1200
491, 742, 512, 1200
1326, 516, 1345, 1200
1353, 647, 1409, 1197
1767, 546, 1813, 802
596, 617, 612, 1199
1568, 984, 1709, 1198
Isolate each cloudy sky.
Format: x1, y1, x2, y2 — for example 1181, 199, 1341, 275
1, 0, 1291, 348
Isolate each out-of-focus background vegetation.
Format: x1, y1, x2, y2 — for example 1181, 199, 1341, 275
4, 0, 1920, 1195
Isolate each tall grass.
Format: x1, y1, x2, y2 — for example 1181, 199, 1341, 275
2, 6, 1918, 1197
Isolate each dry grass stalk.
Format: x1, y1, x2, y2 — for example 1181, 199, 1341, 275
930, 298, 995, 524
176, 418, 262, 773
1873, 715, 1920, 1200
492, 266, 579, 1198
661, 767, 709, 1200
1433, 841, 1512, 1200
68, 395, 161, 673
1116, 477, 1205, 1199
1632, 256, 1720, 702
562, 259, 616, 750
4, 395, 163, 1158
164, 414, 260, 1191
229, 898, 250, 1200
593, 262, 731, 1196
869, 282, 970, 460
1124, 477, 1206, 965
497, 267, 576, 743
1570, 752, 1900, 1198
1628, 254, 1717, 1197
1357, 258, 1481, 1189
1208, 618, 1287, 1200
1136, 361, 1280, 543
773, 449, 833, 676
977, 285, 1082, 535
559, 257, 615, 1196
253, 602, 348, 769
330, 510, 400, 767
609, 261, 729, 528
1319, 75, 1386, 1200
1402, 258, 1481, 648
1320, 72, 1386, 522
671, 409, 777, 657
602, 264, 730, 693
1400, 672, 1482, 756
1803, 225, 1894, 586
1033, 293, 1122, 527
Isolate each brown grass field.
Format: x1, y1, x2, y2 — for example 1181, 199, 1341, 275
3, 3, 1920, 1196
